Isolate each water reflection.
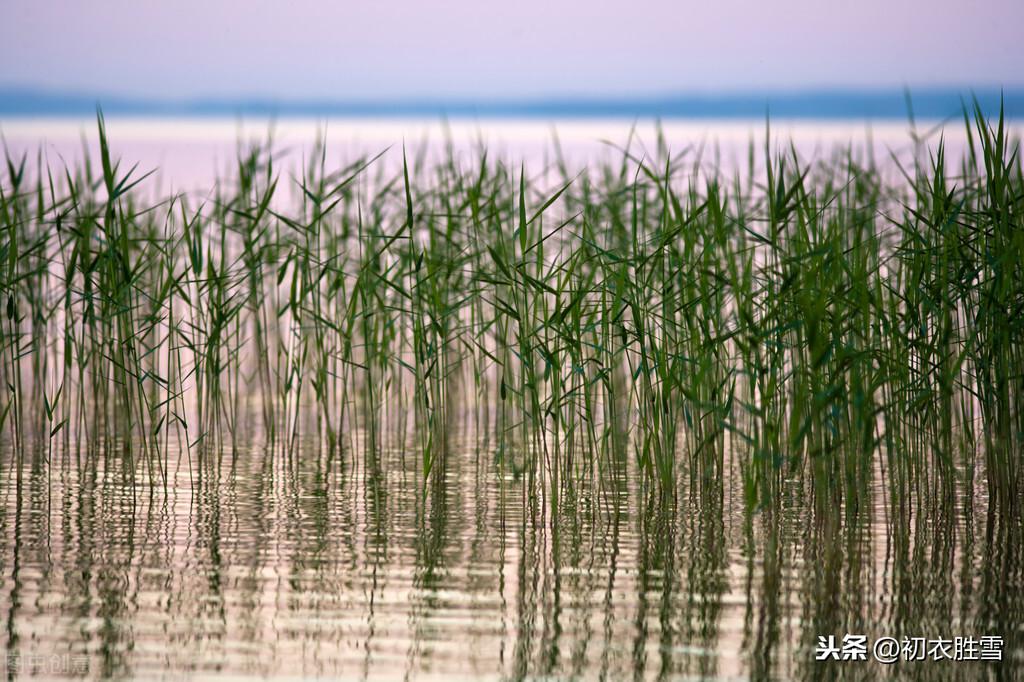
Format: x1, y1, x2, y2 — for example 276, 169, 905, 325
1, 430, 1020, 680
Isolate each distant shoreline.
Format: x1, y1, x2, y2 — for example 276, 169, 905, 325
1, 86, 1021, 120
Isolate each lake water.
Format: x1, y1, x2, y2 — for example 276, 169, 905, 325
0, 117, 992, 192
1, 118, 1021, 680
4, 422, 1020, 680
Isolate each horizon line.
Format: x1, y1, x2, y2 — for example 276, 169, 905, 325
1, 85, 1022, 120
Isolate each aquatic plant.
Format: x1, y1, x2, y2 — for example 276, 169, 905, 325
1, 106, 1021, 522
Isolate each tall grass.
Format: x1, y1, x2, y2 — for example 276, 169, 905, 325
1, 107, 1021, 522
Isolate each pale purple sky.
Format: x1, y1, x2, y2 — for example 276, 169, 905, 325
2, 0, 1022, 98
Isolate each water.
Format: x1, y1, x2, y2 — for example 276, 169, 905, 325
2, 423, 1020, 680
0, 117, 989, 194
1, 118, 1022, 680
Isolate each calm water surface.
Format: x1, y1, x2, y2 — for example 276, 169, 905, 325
0, 117, 999, 193
2, 423, 1020, 680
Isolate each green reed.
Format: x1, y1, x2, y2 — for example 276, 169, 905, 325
1, 107, 1021, 520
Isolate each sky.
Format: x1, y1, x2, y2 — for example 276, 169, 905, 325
2, 0, 1023, 100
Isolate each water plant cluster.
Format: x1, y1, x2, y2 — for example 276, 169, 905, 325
1, 107, 1021, 522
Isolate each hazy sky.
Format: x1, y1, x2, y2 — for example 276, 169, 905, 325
3, 0, 1022, 99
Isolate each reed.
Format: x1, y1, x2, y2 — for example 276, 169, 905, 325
1, 106, 1021, 522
